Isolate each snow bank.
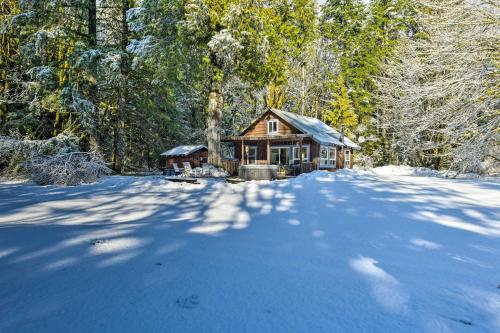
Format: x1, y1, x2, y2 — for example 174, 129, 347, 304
371, 165, 496, 180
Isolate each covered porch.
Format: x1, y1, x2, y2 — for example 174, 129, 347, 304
222, 134, 318, 176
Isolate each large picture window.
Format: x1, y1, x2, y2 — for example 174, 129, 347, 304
320, 145, 336, 168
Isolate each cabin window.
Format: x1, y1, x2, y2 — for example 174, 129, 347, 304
267, 119, 279, 135
320, 146, 328, 165
320, 145, 336, 168
270, 147, 290, 165
292, 145, 310, 164
329, 147, 336, 166
245, 146, 257, 164
344, 150, 351, 168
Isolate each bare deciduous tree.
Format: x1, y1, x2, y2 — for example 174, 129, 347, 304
378, 0, 499, 174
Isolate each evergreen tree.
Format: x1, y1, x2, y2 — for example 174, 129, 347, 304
178, 0, 316, 165
325, 74, 357, 135
321, 0, 416, 163
0, 0, 20, 128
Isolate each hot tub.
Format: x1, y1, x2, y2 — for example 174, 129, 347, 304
238, 165, 278, 181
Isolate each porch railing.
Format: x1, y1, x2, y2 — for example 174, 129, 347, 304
285, 162, 316, 176
221, 159, 316, 177
221, 159, 240, 176
299, 162, 316, 174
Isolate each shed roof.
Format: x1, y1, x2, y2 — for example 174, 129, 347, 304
160, 145, 207, 157
268, 109, 361, 149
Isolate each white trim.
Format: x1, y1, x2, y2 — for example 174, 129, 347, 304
267, 119, 279, 135
319, 145, 337, 168
344, 149, 351, 168
292, 144, 310, 163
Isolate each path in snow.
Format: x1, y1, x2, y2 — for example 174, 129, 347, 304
0, 170, 499, 333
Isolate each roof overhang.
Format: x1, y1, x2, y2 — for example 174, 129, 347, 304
234, 108, 361, 150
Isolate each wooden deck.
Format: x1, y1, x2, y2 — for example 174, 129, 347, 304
226, 177, 246, 184
165, 177, 199, 184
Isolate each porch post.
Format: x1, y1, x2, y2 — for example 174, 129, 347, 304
317, 145, 320, 170
299, 138, 303, 173
241, 139, 244, 165
266, 139, 270, 165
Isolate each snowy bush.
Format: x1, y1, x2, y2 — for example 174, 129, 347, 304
0, 135, 111, 185
206, 165, 230, 178
0, 136, 26, 176
26, 151, 111, 186
353, 153, 374, 169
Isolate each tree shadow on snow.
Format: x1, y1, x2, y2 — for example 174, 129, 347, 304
0, 173, 499, 333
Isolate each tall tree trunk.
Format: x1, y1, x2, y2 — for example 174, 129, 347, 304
0, 1, 10, 125
207, 79, 222, 166
88, 0, 97, 47
301, 64, 305, 115
0, 1, 11, 126
112, 0, 132, 172
87, 0, 99, 149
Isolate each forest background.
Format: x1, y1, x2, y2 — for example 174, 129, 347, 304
1, 0, 498, 174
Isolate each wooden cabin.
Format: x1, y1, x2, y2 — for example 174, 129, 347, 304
160, 145, 208, 170
222, 109, 360, 176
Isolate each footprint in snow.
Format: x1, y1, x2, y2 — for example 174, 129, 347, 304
90, 239, 108, 245
176, 295, 200, 309
450, 318, 473, 326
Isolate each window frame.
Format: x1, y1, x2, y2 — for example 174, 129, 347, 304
320, 145, 337, 168
292, 145, 310, 164
344, 149, 350, 168
246, 145, 258, 165
270, 146, 291, 165
267, 119, 279, 135
328, 147, 336, 167
320, 146, 329, 166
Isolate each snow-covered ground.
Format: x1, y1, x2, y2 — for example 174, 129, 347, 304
0, 168, 499, 333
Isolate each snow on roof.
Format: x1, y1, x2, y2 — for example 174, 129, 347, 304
270, 109, 361, 149
160, 145, 207, 157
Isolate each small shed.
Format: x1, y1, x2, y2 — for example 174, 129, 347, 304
160, 145, 208, 170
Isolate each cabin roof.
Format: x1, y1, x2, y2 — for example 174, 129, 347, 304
160, 145, 207, 157
241, 109, 361, 149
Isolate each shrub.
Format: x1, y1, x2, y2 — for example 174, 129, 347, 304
0, 135, 112, 185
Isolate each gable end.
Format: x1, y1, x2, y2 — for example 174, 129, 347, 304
240, 110, 303, 137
